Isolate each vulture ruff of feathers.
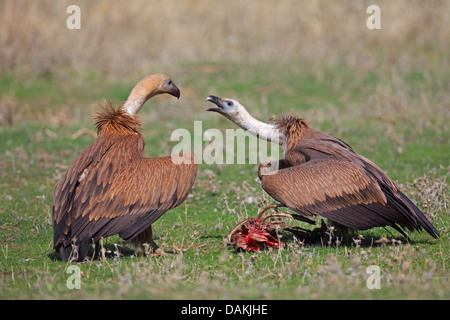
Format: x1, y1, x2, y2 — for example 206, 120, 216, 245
206, 96, 439, 240
53, 74, 196, 261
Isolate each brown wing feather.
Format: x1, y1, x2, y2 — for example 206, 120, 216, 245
52, 132, 197, 250
261, 159, 386, 217
52, 132, 117, 245
261, 138, 439, 237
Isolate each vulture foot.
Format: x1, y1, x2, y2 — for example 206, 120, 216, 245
141, 239, 170, 257
152, 247, 169, 257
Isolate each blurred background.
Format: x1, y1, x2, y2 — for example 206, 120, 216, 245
0, 0, 448, 76
1, 0, 449, 177
0, 0, 448, 173
0, 0, 449, 300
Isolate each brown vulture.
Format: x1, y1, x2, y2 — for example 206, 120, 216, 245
53, 74, 197, 261
206, 95, 439, 240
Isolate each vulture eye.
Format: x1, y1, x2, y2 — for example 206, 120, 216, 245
167, 79, 172, 86
227, 101, 233, 107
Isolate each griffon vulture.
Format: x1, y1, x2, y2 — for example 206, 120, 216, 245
206, 95, 439, 240
53, 74, 197, 261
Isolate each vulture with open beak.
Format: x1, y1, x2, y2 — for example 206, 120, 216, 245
53, 74, 197, 261
206, 95, 439, 240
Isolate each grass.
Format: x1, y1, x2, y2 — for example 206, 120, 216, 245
0, 60, 448, 300
0, 0, 449, 301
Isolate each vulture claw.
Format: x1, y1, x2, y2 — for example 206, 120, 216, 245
152, 248, 169, 257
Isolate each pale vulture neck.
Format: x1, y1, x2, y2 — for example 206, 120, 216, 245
121, 95, 149, 115
121, 79, 158, 115
230, 108, 284, 145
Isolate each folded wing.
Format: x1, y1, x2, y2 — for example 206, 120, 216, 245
53, 134, 197, 249
261, 139, 439, 237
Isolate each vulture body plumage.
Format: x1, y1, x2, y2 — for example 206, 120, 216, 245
206, 95, 439, 240
53, 74, 197, 261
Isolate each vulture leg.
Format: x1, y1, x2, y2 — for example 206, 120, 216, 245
129, 226, 167, 257
92, 240, 101, 260
58, 238, 91, 262
58, 243, 74, 262
322, 220, 351, 245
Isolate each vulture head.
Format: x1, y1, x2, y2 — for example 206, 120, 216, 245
122, 73, 180, 115
206, 95, 284, 145
205, 95, 248, 123
152, 73, 181, 99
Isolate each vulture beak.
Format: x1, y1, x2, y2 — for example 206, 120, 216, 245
171, 86, 181, 99
205, 95, 224, 112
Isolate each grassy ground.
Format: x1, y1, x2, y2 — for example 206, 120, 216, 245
0, 0, 449, 301
0, 61, 448, 299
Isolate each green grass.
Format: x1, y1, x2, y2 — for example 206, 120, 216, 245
0, 61, 448, 299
